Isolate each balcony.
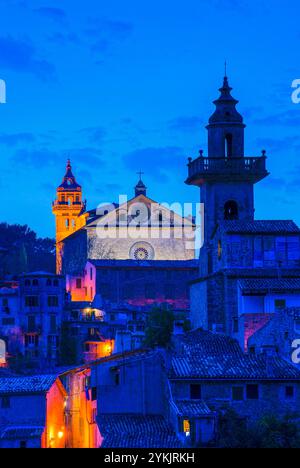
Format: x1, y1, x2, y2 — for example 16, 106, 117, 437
186, 155, 269, 186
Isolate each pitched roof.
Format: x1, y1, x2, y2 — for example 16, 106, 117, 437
171, 329, 300, 380
222, 220, 300, 234
174, 400, 212, 417
98, 414, 181, 448
0, 375, 59, 395
0, 425, 44, 440
239, 278, 300, 292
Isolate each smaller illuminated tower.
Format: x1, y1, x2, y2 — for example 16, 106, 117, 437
52, 160, 87, 273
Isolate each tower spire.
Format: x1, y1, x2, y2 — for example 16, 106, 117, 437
135, 172, 147, 197
206, 75, 246, 158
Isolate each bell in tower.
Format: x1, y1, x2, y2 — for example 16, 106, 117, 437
207, 76, 246, 158
185, 75, 269, 275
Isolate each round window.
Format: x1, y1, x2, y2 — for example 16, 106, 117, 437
130, 242, 155, 261
134, 247, 149, 261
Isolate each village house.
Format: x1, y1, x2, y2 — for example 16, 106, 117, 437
0, 375, 67, 448
90, 349, 181, 448
19, 272, 66, 367
169, 329, 300, 446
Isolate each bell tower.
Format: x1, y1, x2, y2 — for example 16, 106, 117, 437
207, 76, 245, 158
186, 76, 269, 274
52, 160, 87, 273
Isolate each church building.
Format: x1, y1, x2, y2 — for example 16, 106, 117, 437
186, 76, 300, 348
52, 162, 197, 309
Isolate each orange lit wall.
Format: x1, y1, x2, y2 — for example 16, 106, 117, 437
84, 340, 115, 363
66, 263, 96, 302
42, 379, 67, 449
64, 369, 101, 448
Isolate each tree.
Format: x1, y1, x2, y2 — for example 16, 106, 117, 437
0, 223, 55, 278
217, 408, 300, 448
144, 306, 175, 349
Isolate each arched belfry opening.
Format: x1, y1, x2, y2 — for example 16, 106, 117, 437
224, 200, 239, 220
225, 133, 233, 158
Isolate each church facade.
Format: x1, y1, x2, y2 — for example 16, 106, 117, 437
53, 162, 196, 308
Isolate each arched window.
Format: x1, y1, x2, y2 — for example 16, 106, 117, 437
25, 279, 31, 287
68, 198, 72, 206
32, 279, 39, 287
71, 219, 76, 228
225, 133, 233, 158
224, 200, 239, 220
61, 195, 65, 203
65, 219, 69, 228
158, 212, 163, 226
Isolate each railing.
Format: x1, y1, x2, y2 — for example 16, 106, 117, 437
52, 201, 83, 207
187, 156, 268, 181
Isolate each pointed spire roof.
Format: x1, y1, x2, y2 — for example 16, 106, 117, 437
208, 75, 244, 125
135, 172, 147, 197
58, 160, 81, 191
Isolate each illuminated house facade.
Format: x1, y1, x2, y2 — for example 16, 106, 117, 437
0, 375, 67, 449
60, 367, 101, 448
187, 76, 300, 346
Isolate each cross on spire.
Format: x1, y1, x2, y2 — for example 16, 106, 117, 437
137, 170, 144, 180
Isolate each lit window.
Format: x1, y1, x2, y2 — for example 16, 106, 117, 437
183, 419, 190, 436
218, 240, 222, 260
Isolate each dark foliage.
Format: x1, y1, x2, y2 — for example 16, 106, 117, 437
217, 408, 300, 448
0, 222, 55, 278
143, 306, 175, 349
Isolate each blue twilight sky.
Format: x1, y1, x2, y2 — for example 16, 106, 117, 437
0, 0, 300, 238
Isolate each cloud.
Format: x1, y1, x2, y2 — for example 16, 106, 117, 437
65, 147, 105, 168
47, 32, 81, 46
34, 7, 67, 24
253, 109, 300, 127
12, 148, 60, 167
123, 146, 184, 182
168, 116, 204, 133
12, 146, 104, 169
83, 18, 134, 55
0, 132, 35, 146
255, 136, 300, 153
78, 127, 107, 144
0, 35, 55, 80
